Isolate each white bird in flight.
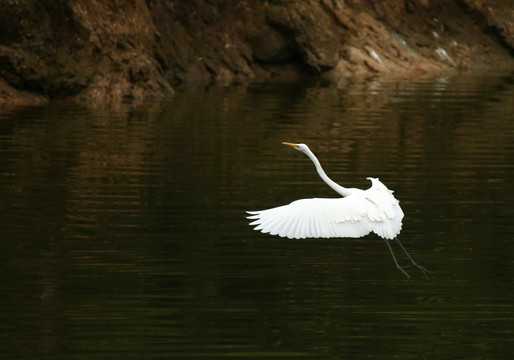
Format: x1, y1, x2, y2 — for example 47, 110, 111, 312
247, 142, 429, 279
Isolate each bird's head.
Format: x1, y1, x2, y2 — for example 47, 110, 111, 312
282, 142, 310, 153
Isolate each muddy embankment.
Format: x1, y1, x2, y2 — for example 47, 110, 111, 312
0, 0, 513, 104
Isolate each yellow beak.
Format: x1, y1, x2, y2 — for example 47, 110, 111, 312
282, 142, 299, 148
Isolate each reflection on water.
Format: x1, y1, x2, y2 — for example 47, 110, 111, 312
1, 73, 514, 359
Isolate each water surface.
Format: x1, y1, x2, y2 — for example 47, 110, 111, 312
1, 73, 514, 359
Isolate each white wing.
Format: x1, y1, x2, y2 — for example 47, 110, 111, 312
363, 178, 404, 239
247, 178, 403, 240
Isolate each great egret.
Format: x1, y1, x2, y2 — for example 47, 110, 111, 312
247, 142, 429, 280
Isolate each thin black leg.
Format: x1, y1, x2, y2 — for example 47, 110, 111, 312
384, 239, 412, 280
394, 238, 430, 279
384, 238, 430, 280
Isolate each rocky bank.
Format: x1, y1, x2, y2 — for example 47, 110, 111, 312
1, 0, 513, 104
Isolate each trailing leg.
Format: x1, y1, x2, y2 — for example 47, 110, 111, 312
384, 239, 412, 280
394, 238, 430, 279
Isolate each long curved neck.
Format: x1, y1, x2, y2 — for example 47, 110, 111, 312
303, 149, 353, 197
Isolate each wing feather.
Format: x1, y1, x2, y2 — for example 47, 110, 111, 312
247, 197, 372, 239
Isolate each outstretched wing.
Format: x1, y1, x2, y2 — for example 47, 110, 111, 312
247, 195, 374, 239
247, 180, 403, 240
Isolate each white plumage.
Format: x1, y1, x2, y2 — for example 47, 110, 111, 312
246, 142, 428, 280
248, 177, 403, 240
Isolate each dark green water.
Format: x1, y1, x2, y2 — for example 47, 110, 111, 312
1, 73, 514, 359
